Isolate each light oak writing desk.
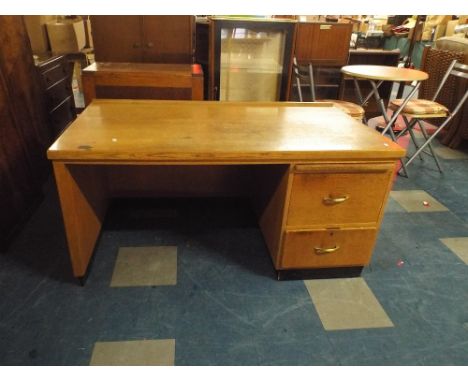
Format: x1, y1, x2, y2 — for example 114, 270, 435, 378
47, 99, 405, 284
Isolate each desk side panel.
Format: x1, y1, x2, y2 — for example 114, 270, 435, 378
53, 162, 109, 277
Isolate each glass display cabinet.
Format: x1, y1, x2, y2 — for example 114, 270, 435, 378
207, 17, 296, 101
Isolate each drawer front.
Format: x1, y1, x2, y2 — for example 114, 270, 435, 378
287, 166, 392, 227
46, 78, 72, 110
280, 228, 377, 269
41, 63, 68, 89
49, 98, 76, 137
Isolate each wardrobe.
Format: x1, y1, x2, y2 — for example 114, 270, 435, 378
0, 16, 51, 249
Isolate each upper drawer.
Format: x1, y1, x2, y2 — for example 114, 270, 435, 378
287, 163, 393, 227
41, 62, 69, 89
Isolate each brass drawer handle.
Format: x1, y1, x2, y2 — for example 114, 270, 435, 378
323, 195, 349, 205
314, 245, 340, 255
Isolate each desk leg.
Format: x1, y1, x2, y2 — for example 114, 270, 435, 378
53, 162, 109, 279
81, 74, 96, 107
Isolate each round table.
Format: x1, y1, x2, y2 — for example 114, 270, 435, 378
341, 65, 429, 176
341, 65, 428, 82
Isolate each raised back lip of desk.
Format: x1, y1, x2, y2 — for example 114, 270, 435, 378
47, 99, 406, 163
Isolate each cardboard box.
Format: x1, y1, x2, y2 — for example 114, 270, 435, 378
46, 18, 86, 54
23, 15, 56, 54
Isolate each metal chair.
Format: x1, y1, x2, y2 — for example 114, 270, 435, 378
387, 60, 468, 175
292, 57, 365, 121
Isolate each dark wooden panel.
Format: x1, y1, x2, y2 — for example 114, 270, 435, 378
50, 97, 76, 137
142, 16, 194, 63
0, 16, 51, 249
37, 55, 76, 138
295, 22, 353, 66
90, 16, 142, 62
90, 16, 194, 64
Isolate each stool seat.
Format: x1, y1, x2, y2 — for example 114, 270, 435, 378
321, 99, 365, 120
389, 99, 449, 117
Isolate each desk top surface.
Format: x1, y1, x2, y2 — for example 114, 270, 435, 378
341, 65, 428, 81
47, 100, 404, 163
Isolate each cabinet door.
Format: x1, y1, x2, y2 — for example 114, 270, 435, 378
91, 16, 143, 62
141, 16, 194, 63
295, 22, 352, 66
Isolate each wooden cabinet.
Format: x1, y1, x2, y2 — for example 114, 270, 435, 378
0, 16, 52, 249
294, 21, 353, 66
290, 21, 353, 101
37, 55, 76, 138
90, 16, 195, 64
198, 17, 296, 101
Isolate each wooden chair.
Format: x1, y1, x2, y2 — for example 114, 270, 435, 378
388, 60, 468, 174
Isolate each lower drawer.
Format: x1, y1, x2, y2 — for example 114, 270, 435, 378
280, 228, 377, 269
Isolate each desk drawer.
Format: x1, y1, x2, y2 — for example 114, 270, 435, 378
280, 228, 377, 269
287, 164, 392, 227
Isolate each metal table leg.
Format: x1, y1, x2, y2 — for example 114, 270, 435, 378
369, 79, 410, 177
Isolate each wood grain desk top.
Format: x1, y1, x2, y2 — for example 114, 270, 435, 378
47, 99, 405, 163
341, 65, 428, 82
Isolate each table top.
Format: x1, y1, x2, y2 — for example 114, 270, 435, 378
341, 65, 428, 82
47, 99, 404, 163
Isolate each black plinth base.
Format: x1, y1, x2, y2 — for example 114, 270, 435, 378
277, 266, 364, 281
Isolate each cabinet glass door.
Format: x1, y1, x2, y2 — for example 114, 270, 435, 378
219, 27, 287, 101
212, 18, 295, 101
219, 28, 285, 101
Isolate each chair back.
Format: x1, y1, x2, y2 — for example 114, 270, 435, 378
432, 60, 468, 116
292, 57, 316, 101
419, 47, 464, 107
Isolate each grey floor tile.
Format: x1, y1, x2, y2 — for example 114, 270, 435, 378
90, 339, 175, 365
433, 146, 468, 160
390, 190, 449, 212
304, 278, 394, 331
110, 246, 177, 287
440, 237, 468, 265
